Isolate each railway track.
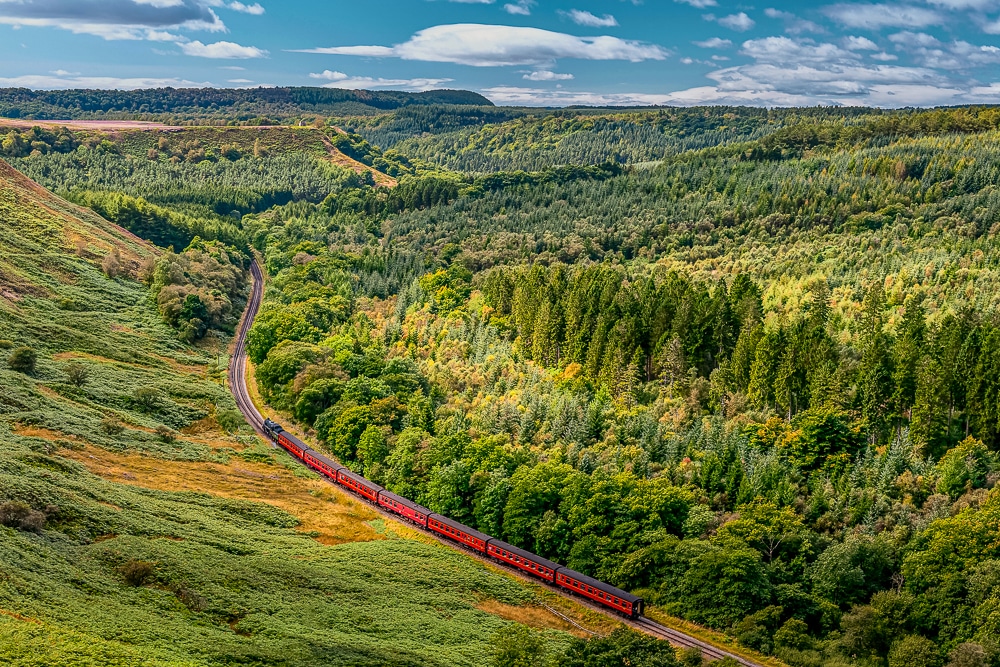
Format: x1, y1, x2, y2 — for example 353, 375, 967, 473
227, 259, 764, 667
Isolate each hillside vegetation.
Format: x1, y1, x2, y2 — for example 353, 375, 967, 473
0, 87, 493, 123
237, 105, 1000, 667
0, 159, 586, 666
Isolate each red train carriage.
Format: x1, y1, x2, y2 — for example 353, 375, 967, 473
303, 450, 343, 480
263, 419, 310, 460
486, 539, 558, 583
378, 490, 430, 528
427, 514, 489, 553
555, 568, 643, 618
262, 417, 645, 619
335, 467, 382, 503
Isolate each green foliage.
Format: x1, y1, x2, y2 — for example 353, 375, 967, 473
936, 437, 994, 499
490, 625, 550, 667
150, 239, 247, 341
557, 627, 681, 667
7, 346, 37, 374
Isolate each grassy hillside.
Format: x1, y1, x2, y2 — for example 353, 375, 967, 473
0, 160, 581, 666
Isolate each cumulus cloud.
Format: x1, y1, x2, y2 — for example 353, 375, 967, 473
562, 10, 619, 27
296, 24, 669, 67
503, 0, 535, 15
226, 2, 265, 14
887, 31, 1000, 69
694, 37, 732, 48
180, 40, 267, 58
712, 12, 755, 32
523, 69, 574, 80
764, 9, 824, 34
308, 69, 453, 91
844, 36, 879, 50
674, 0, 718, 7
823, 4, 941, 29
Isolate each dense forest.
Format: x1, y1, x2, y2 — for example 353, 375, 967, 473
0, 87, 492, 123
10, 98, 1000, 667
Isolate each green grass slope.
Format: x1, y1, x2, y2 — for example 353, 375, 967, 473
0, 160, 570, 666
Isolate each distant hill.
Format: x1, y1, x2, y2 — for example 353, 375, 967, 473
0, 86, 494, 122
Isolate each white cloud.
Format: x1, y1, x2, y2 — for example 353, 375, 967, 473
844, 36, 879, 50
296, 24, 669, 67
504, 0, 535, 15
227, 78, 254, 83
889, 32, 1000, 69
871, 52, 899, 60
180, 40, 268, 58
674, 0, 718, 7
715, 12, 755, 31
923, 0, 996, 8
0, 0, 229, 40
226, 2, 265, 14
823, 4, 941, 29
694, 37, 732, 48
740, 36, 859, 64
763, 8, 825, 33
523, 69, 574, 80
563, 10, 619, 27
0, 74, 211, 89
309, 71, 454, 92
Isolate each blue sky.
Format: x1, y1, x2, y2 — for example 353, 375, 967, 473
1, 0, 1000, 106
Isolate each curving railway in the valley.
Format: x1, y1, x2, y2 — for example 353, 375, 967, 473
228, 259, 763, 666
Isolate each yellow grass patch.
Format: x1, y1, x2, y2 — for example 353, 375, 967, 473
12, 425, 73, 442
477, 599, 594, 637
62, 445, 403, 546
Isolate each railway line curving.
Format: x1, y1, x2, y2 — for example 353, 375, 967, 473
227, 259, 764, 667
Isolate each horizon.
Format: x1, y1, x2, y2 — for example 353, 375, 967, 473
1, 1, 1000, 108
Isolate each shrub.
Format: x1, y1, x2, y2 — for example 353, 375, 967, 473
134, 387, 161, 411
8, 346, 37, 374
120, 560, 155, 587
216, 409, 244, 433
65, 362, 90, 387
0, 339, 13, 349
100, 415, 125, 436
0, 501, 46, 532
156, 425, 177, 443
102, 248, 122, 278
889, 636, 942, 667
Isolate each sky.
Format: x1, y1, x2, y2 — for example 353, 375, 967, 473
1, 0, 1000, 107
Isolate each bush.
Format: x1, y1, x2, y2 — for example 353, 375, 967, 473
0, 339, 14, 349
100, 415, 125, 436
65, 362, 90, 387
156, 425, 177, 443
490, 625, 548, 667
216, 409, 244, 433
889, 636, 942, 667
8, 346, 37, 374
102, 248, 122, 278
120, 560, 156, 587
0, 501, 46, 532
134, 387, 161, 411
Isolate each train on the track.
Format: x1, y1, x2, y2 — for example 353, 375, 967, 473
261, 417, 644, 619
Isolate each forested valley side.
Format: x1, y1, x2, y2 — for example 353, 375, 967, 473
6, 101, 1000, 667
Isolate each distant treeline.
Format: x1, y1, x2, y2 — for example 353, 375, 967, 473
0, 87, 493, 122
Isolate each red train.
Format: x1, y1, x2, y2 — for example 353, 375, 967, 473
261, 418, 644, 618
